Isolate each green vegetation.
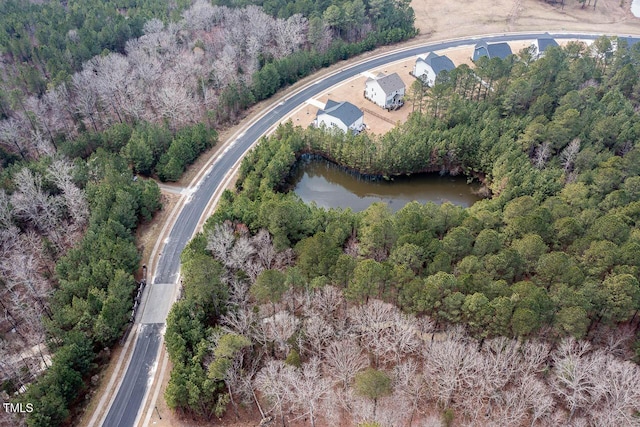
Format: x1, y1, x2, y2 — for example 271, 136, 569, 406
0, 0, 191, 95
59, 122, 218, 182
248, 0, 416, 103
0, 0, 416, 425
19, 152, 161, 426
0, 148, 161, 426
165, 37, 640, 422
354, 368, 392, 417
212, 37, 640, 340
164, 237, 229, 420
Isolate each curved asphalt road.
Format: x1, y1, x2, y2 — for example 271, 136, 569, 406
102, 32, 620, 427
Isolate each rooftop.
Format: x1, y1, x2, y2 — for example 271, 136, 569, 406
318, 100, 363, 127
417, 52, 455, 75
367, 72, 406, 94
537, 37, 559, 53
474, 41, 512, 60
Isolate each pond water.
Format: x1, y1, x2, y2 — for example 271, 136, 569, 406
290, 159, 482, 212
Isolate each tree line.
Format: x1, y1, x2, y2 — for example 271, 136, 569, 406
0, 149, 161, 426
163, 36, 640, 424
0, 0, 192, 96
220, 37, 640, 341
0, 0, 415, 168
0, 0, 416, 425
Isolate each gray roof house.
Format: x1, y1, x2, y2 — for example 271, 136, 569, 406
618, 36, 640, 49
315, 100, 365, 133
534, 36, 559, 57
414, 52, 456, 86
364, 72, 406, 109
473, 42, 513, 61
537, 37, 559, 53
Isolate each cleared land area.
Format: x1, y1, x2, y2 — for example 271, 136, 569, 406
412, 0, 640, 39
287, 40, 539, 135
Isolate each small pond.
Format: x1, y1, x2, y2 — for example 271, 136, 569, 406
290, 159, 483, 213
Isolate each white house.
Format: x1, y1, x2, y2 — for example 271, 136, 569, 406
364, 72, 405, 110
414, 52, 456, 86
314, 100, 365, 133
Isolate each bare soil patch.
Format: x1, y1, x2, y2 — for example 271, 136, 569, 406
287, 39, 548, 136
412, 0, 640, 42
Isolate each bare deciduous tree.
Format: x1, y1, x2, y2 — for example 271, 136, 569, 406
10, 168, 61, 241
286, 357, 330, 427
304, 315, 335, 354
207, 222, 235, 262
393, 360, 426, 425
252, 229, 276, 270
550, 338, 597, 421
350, 299, 419, 365
72, 70, 102, 132
533, 141, 550, 169
423, 336, 477, 407
181, 0, 217, 31
254, 359, 295, 425
561, 138, 580, 173
48, 158, 88, 230
0, 117, 28, 159
229, 235, 256, 271
520, 339, 551, 375
590, 351, 640, 426
0, 190, 12, 229
270, 14, 308, 59
323, 339, 368, 389
154, 79, 197, 128
517, 374, 555, 426
261, 310, 299, 357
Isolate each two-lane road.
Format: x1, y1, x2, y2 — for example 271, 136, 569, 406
101, 32, 617, 426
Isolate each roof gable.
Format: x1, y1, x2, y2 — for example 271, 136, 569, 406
423, 53, 455, 75
537, 37, 558, 53
324, 99, 340, 110
619, 37, 640, 49
473, 44, 489, 60
317, 99, 363, 127
367, 72, 405, 94
486, 42, 512, 59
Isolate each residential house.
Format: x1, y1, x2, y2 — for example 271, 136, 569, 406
364, 72, 406, 110
472, 41, 513, 61
617, 36, 640, 50
533, 36, 559, 58
414, 52, 456, 86
315, 100, 365, 133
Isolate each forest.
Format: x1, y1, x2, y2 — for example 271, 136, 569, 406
0, 151, 162, 427
165, 37, 640, 426
0, 0, 415, 167
0, 0, 417, 426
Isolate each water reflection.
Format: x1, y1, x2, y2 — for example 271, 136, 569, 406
290, 160, 482, 212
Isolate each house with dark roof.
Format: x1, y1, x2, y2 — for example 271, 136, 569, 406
364, 72, 406, 110
414, 52, 456, 86
314, 100, 364, 133
533, 36, 559, 58
472, 42, 513, 61
617, 36, 640, 50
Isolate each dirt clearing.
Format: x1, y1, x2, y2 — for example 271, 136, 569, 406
412, 0, 640, 41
